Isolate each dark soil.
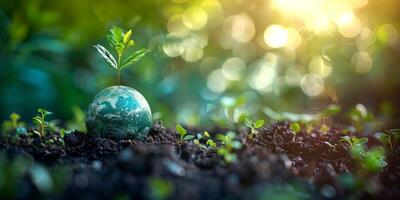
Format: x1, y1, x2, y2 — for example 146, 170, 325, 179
0, 121, 399, 200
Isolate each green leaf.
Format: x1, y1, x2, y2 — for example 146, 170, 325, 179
206, 139, 216, 148
183, 135, 195, 141
120, 49, 150, 70
94, 44, 117, 69
10, 113, 20, 122
290, 122, 301, 133
321, 104, 341, 116
176, 124, 187, 137
106, 27, 124, 55
254, 120, 265, 128
204, 131, 210, 138
363, 147, 387, 172
123, 29, 132, 44
244, 118, 253, 128
38, 108, 52, 116
10, 112, 20, 128
32, 116, 42, 125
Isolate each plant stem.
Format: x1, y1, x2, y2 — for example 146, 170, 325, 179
117, 70, 120, 86
41, 124, 44, 137
117, 54, 121, 86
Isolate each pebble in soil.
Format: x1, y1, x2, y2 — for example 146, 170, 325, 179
86, 86, 152, 140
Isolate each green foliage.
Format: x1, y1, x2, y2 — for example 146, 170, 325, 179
376, 129, 400, 149
244, 117, 265, 137
193, 131, 216, 148
1, 113, 25, 134
290, 122, 301, 135
176, 124, 194, 141
148, 177, 173, 200
362, 147, 386, 172
320, 105, 341, 117
206, 139, 217, 148
340, 136, 386, 172
94, 26, 150, 85
264, 104, 341, 135
216, 132, 242, 163
32, 108, 53, 137
66, 106, 86, 132
213, 96, 247, 128
263, 104, 340, 123
347, 104, 375, 132
340, 136, 368, 158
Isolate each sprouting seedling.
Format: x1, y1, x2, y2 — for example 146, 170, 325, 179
339, 136, 368, 158
94, 26, 150, 86
376, 129, 400, 149
244, 118, 265, 137
290, 122, 301, 135
10, 113, 20, 129
2, 112, 25, 133
340, 136, 386, 172
32, 108, 53, 137
176, 124, 195, 141
376, 132, 393, 149
362, 147, 386, 172
193, 131, 217, 148
347, 104, 375, 132
216, 132, 242, 163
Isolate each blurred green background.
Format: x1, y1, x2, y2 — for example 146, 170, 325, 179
1, 0, 399, 127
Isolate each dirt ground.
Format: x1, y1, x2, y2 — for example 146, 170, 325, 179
0, 121, 399, 200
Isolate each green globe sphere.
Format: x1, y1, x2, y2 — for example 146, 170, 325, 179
85, 86, 152, 140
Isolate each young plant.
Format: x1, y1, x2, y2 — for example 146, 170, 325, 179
362, 147, 386, 172
94, 26, 150, 85
1, 112, 25, 133
340, 136, 368, 158
347, 104, 375, 132
176, 124, 195, 141
216, 132, 242, 163
193, 131, 217, 148
340, 136, 386, 172
376, 129, 400, 149
66, 106, 86, 132
290, 122, 301, 135
244, 118, 265, 137
32, 108, 53, 137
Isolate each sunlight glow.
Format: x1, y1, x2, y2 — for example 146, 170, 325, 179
223, 14, 256, 43
182, 6, 208, 30
264, 25, 288, 48
272, 0, 368, 34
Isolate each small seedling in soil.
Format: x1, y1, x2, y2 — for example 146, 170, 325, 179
244, 118, 265, 138
290, 122, 301, 134
176, 124, 194, 141
1, 112, 25, 134
94, 26, 150, 85
347, 104, 375, 133
32, 108, 53, 137
340, 136, 368, 158
193, 131, 217, 148
376, 129, 400, 149
340, 136, 386, 172
217, 132, 242, 163
362, 147, 386, 172
66, 106, 86, 132
289, 122, 301, 141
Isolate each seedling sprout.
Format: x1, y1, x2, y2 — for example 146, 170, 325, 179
94, 27, 150, 85
32, 108, 53, 137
